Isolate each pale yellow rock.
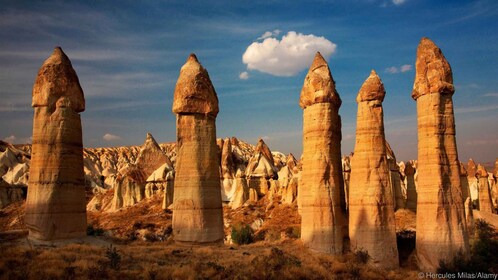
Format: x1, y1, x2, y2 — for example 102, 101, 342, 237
135, 133, 172, 178
25, 47, 87, 240
386, 141, 405, 211
230, 171, 249, 209
299, 52, 347, 255
342, 156, 351, 210
349, 70, 399, 269
467, 159, 479, 202
459, 162, 471, 202
172, 54, 223, 243
476, 165, 494, 213
404, 161, 417, 212
412, 38, 469, 271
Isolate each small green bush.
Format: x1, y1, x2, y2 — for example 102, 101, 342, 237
231, 224, 254, 245
105, 245, 121, 271
353, 247, 371, 264
437, 219, 498, 273
86, 224, 104, 236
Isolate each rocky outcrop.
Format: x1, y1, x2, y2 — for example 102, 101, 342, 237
246, 139, 278, 197
230, 170, 249, 209
459, 162, 471, 203
342, 156, 351, 210
467, 159, 479, 202
349, 70, 398, 268
111, 133, 171, 211
25, 47, 87, 240
299, 52, 347, 255
412, 38, 469, 271
404, 161, 417, 212
171, 54, 224, 243
476, 164, 493, 213
386, 142, 405, 211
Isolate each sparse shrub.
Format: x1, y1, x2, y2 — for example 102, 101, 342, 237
144, 231, 159, 242
231, 224, 254, 245
346, 261, 361, 280
266, 228, 281, 241
437, 219, 498, 273
87, 224, 105, 236
285, 226, 301, 239
105, 245, 121, 270
353, 247, 371, 264
87, 262, 109, 280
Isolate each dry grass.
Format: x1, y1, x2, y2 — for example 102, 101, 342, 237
0, 239, 421, 280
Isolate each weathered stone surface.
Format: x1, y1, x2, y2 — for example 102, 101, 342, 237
467, 159, 479, 202
111, 133, 171, 210
172, 54, 223, 243
464, 197, 475, 236
172, 54, 219, 117
404, 161, 417, 212
230, 170, 248, 209
25, 47, 87, 240
299, 52, 347, 255
494, 158, 498, 179
349, 70, 398, 269
459, 162, 471, 202
136, 133, 172, 178
386, 141, 405, 211
476, 164, 494, 213
412, 38, 469, 271
342, 156, 351, 210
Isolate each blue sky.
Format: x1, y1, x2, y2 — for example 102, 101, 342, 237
1, 0, 497, 164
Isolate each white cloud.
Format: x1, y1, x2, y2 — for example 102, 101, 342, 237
103, 133, 122, 141
2, 135, 16, 143
242, 31, 337, 77
483, 92, 498, 97
385, 66, 399, 74
400, 64, 412, 72
392, 0, 407, 6
257, 29, 281, 40
239, 71, 249, 80
385, 64, 412, 74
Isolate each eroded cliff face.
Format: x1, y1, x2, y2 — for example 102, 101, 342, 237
412, 38, 469, 271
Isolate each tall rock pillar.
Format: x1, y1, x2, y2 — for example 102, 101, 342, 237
299, 52, 347, 254
349, 71, 399, 268
25, 47, 87, 240
412, 38, 469, 271
171, 54, 224, 243
476, 164, 493, 213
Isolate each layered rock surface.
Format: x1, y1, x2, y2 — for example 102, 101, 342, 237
476, 164, 494, 213
25, 47, 87, 240
412, 38, 469, 271
348, 70, 398, 268
171, 54, 224, 243
299, 52, 347, 254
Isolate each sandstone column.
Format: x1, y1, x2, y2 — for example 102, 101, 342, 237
412, 38, 469, 271
349, 70, 399, 269
171, 54, 223, 243
25, 47, 87, 240
476, 164, 493, 213
404, 161, 417, 212
299, 52, 347, 254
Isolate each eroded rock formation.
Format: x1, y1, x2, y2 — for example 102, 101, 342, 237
412, 38, 469, 271
299, 52, 347, 254
476, 164, 493, 213
25, 47, 87, 240
349, 70, 398, 268
171, 54, 223, 243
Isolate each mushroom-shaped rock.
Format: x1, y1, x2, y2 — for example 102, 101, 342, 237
349, 71, 398, 269
299, 52, 347, 255
171, 54, 223, 243
26, 47, 87, 240
412, 38, 469, 271
172, 54, 219, 117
